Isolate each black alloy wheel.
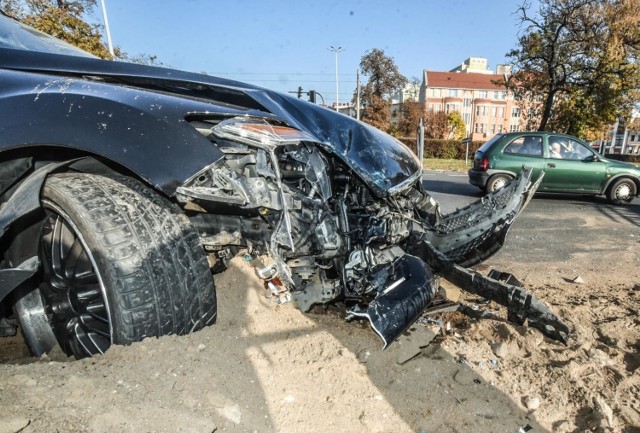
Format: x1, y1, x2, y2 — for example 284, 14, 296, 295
38, 205, 112, 357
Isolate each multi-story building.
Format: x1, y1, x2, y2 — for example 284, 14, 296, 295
449, 57, 494, 75
601, 116, 640, 155
392, 82, 421, 104
332, 101, 357, 117
390, 83, 421, 127
419, 59, 521, 141
626, 131, 640, 154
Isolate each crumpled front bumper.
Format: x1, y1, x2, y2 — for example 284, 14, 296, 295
346, 168, 570, 348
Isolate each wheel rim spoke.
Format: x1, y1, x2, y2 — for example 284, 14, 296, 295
67, 317, 110, 356
38, 210, 112, 359
51, 216, 67, 280
63, 237, 89, 280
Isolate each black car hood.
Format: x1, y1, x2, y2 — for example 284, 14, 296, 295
0, 49, 421, 197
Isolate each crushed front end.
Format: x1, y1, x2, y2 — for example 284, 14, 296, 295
177, 116, 569, 348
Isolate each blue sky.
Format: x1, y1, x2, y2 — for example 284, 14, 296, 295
98, 1, 530, 105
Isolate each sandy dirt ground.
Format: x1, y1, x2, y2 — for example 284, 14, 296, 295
0, 199, 638, 433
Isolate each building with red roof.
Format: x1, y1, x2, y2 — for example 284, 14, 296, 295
419, 60, 522, 141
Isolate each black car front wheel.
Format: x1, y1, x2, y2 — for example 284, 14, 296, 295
13, 173, 217, 359
607, 178, 637, 205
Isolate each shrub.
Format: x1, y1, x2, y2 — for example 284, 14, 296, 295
397, 137, 484, 160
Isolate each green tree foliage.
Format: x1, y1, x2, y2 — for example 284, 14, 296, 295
1, 0, 164, 64
507, 0, 640, 137
446, 111, 466, 140
418, 110, 466, 140
356, 48, 407, 131
1, 0, 113, 58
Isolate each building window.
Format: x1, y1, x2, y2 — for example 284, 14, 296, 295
493, 91, 507, 100
491, 107, 497, 117
497, 107, 505, 118
476, 105, 488, 116
478, 90, 488, 98
464, 98, 472, 107
490, 124, 495, 134
463, 113, 471, 123
497, 124, 503, 133
509, 124, 519, 132
512, 107, 521, 118
431, 88, 441, 97
434, 104, 441, 113
446, 104, 459, 113
449, 89, 459, 97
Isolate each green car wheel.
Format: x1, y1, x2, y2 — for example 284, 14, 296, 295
608, 178, 637, 205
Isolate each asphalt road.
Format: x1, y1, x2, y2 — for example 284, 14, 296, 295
422, 170, 640, 263
422, 169, 640, 213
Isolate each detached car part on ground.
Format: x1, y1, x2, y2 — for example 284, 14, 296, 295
469, 132, 640, 204
0, 13, 569, 359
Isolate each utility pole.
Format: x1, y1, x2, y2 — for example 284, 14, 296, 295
417, 118, 425, 166
356, 69, 361, 121
608, 118, 619, 155
99, 0, 115, 57
288, 86, 303, 98
329, 46, 344, 112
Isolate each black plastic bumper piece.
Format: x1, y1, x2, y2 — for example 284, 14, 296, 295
415, 241, 570, 344
347, 254, 437, 348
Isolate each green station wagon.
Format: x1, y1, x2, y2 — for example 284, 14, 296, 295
468, 132, 640, 205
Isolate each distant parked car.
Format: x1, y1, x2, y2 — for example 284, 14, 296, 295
468, 132, 640, 205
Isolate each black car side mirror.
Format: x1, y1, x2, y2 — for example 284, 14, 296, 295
584, 154, 600, 162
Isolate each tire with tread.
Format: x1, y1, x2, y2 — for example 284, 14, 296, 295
487, 174, 513, 193
19, 173, 216, 357
607, 178, 637, 205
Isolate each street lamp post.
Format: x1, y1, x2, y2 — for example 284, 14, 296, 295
99, 0, 115, 57
328, 46, 344, 112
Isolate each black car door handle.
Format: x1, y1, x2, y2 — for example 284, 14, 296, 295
547, 163, 556, 168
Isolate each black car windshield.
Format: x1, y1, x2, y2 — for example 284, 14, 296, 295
0, 13, 96, 58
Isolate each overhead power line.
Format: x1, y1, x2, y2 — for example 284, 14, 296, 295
208, 72, 357, 77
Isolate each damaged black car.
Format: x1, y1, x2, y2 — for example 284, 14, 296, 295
0, 13, 569, 359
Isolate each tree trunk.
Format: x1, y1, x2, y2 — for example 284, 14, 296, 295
538, 90, 555, 131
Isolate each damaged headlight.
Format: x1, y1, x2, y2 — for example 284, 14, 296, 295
212, 117, 319, 149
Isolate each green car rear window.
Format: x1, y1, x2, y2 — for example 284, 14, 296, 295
504, 136, 543, 156
476, 134, 503, 154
